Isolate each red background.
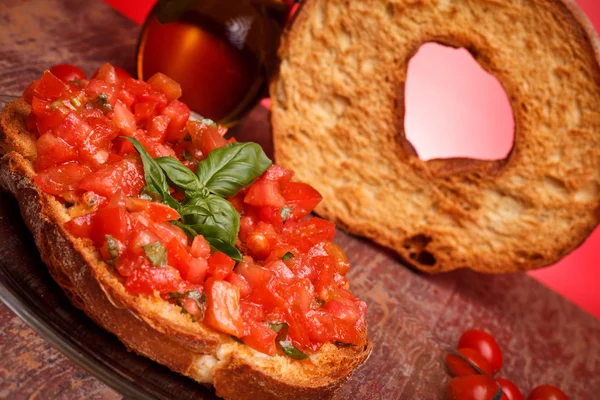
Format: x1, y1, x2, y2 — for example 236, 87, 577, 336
105, 0, 599, 319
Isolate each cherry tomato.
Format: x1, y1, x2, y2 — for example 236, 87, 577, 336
458, 329, 503, 374
445, 348, 494, 377
496, 378, 524, 400
49, 64, 87, 83
527, 385, 568, 400
448, 375, 501, 400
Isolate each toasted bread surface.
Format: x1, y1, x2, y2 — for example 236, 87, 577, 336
271, 0, 600, 273
0, 99, 372, 399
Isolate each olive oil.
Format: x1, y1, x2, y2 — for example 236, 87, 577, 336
137, 0, 289, 126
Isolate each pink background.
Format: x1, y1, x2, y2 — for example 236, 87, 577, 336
105, 0, 599, 319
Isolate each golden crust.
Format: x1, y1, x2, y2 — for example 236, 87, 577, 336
270, 0, 600, 274
0, 99, 372, 399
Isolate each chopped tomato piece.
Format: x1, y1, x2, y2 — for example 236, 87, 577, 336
78, 155, 144, 197
183, 257, 208, 284
242, 320, 277, 356
23, 80, 39, 104
91, 205, 129, 245
31, 97, 69, 134
85, 79, 116, 105
34, 71, 70, 100
129, 229, 161, 257
190, 235, 211, 259
34, 162, 91, 195
151, 221, 188, 248
226, 272, 252, 298
125, 266, 182, 294
204, 279, 244, 337
133, 101, 158, 125
113, 100, 137, 134
147, 115, 170, 142
282, 182, 323, 221
92, 63, 118, 84
147, 72, 182, 102
207, 252, 236, 280
65, 212, 95, 239
244, 181, 286, 208
113, 66, 133, 82
163, 100, 190, 142
125, 197, 181, 222
54, 112, 93, 147
117, 88, 136, 108
35, 133, 78, 171
282, 218, 336, 252
262, 165, 294, 186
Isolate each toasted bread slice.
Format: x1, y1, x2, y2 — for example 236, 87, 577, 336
0, 98, 371, 399
271, 0, 600, 273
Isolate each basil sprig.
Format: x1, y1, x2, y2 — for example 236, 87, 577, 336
126, 137, 179, 209
143, 242, 168, 267
196, 142, 272, 198
125, 137, 269, 262
269, 322, 309, 360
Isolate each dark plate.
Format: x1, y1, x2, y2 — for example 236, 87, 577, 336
0, 190, 215, 400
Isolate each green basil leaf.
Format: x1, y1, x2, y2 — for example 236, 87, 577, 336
156, 156, 203, 195
168, 292, 186, 299
196, 142, 272, 198
186, 224, 231, 243
268, 322, 287, 334
155, 0, 197, 24
124, 137, 180, 210
170, 221, 198, 239
142, 242, 168, 267
205, 237, 242, 261
279, 339, 309, 360
105, 234, 120, 265
281, 252, 294, 261
180, 195, 240, 245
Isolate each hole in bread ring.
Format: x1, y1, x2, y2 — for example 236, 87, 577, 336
404, 42, 515, 163
271, 0, 600, 273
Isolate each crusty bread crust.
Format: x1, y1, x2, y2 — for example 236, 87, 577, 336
271, 0, 600, 274
0, 99, 372, 399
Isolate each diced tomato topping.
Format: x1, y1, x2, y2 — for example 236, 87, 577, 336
147, 72, 182, 102
244, 180, 286, 208
112, 100, 137, 134
190, 235, 211, 259
78, 155, 144, 197
86, 79, 117, 105
163, 100, 190, 142
54, 112, 92, 147
207, 252, 236, 280
34, 71, 70, 100
282, 182, 323, 221
35, 133, 78, 171
242, 320, 277, 356
204, 278, 244, 337
34, 162, 90, 195
262, 165, 294, 186
26, 63, 366, 357
125, 266, 182, 295
134, 101, 158, 125
125, 197, 180, 222
93, 63, 118, 85
91, 205, 129, 245
147, 115, 170, 142
65, 212, 95, 239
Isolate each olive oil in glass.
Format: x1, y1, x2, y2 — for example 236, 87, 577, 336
137, 0, 290, 126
